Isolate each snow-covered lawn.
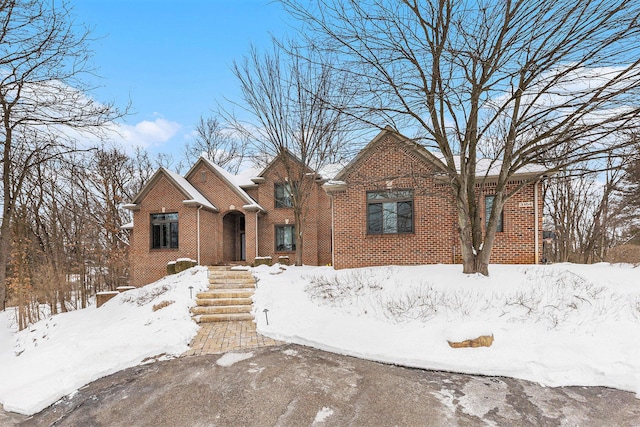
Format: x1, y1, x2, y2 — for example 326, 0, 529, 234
251, 263, 640, 398
0, 262, 638, 416
0, 267, 209, 415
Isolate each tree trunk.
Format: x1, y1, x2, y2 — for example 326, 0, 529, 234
455, 183, 491, 276
455, 181, 503, 277
459, 237, 490, 275
294, 208, 303, 266
0, 218, 10, 311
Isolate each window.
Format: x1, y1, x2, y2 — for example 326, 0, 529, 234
485, 195, 503, 232
275, 225, 296, 251
274, 182, 293, 208
151, 213, 179, 249
367, 190, 413, 234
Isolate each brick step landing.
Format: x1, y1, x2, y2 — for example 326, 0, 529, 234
193, 313, 254, 323
191, 266, 256, 324
191, 305, 252, 315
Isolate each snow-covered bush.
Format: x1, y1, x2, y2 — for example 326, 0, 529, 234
303, 265, 635, 330
305, 269, 384, 304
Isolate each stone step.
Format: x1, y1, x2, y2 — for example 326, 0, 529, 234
194, 266, 256, 323
209, 282, 255, 290
209, 272, 253, 276
208, 277, 253, 283
197, 289, 254, 299
207, 266, 250, 272
191, 305, 252, 315
209, 277, 255, 284
194, 313, 254, 323
209, 268, 250, 272
196, 297, 253, 306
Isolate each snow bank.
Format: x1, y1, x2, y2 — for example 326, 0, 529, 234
252, 263, 640, 397
1, 262, 638, 416
0, 267, 209, 415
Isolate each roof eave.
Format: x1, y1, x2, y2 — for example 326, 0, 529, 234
183, 199, 219, 212
322, 181, 348, 193
243, 204, 267, 213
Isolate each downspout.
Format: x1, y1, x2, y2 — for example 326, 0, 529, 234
331, 196, 335, 267
255, 211, 259, 259
197, 205, 202, 265
534, 180, 540, 264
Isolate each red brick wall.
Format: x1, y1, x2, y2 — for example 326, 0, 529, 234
316, 183, 333, 266
129, 158, 334, 287
479, 181, 541, 264
198, 211, 218, 266
129, 175, 199, 287
186, 162, 257, 265
330, 135, 542, 269
253, 158, 332, 265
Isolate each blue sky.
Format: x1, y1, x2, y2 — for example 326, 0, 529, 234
73, 0, 292, 159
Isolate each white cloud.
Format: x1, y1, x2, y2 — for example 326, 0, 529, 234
0, 67, 183, 154
111, 118, 182, 149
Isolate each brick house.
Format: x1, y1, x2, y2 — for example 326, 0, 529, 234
124, 154, 332, 287
124, 128, 543, 286
323, 128, 544, 269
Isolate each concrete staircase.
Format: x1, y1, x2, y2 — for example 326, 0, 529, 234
191, 266, 256, 323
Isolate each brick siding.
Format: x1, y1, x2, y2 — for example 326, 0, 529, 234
129, 175, 199, 287
329, 134, 542, 269
128, 157, 332, 287
128, 133, 541, 287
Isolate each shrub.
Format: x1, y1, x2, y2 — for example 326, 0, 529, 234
305, 269, 383, 304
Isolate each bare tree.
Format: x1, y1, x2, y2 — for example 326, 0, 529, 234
183, 115, 249, 174
4, 143, 155, 327
545, 157, 628, 263
230, 42, 347, 266
79, 147, 135, 291
622, 142, 640, 213
0, 0, 123, 309
281, 0, 640, 275
617, 139, 640, 245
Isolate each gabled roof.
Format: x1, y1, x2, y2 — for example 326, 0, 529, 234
325, 127, 548, 191
124, 167, 218, 212
185, 157, 266, 212
329, 127, 432, 185
257, 149, 316, 179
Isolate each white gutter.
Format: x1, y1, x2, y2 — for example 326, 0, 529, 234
534, 180, 540, 264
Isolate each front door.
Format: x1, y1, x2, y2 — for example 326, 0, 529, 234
222, 211, 246, 262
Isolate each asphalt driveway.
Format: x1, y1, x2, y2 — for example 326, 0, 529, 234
8, 344, 640, 426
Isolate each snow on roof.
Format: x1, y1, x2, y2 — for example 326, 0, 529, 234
323, 154, 546, 191
163, 168, 218, 211
199, 157, 266, 212
318, 162, 348, 180
234, 167, 262, 187
120, 221, 134, 230
442, 155, 548, 177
